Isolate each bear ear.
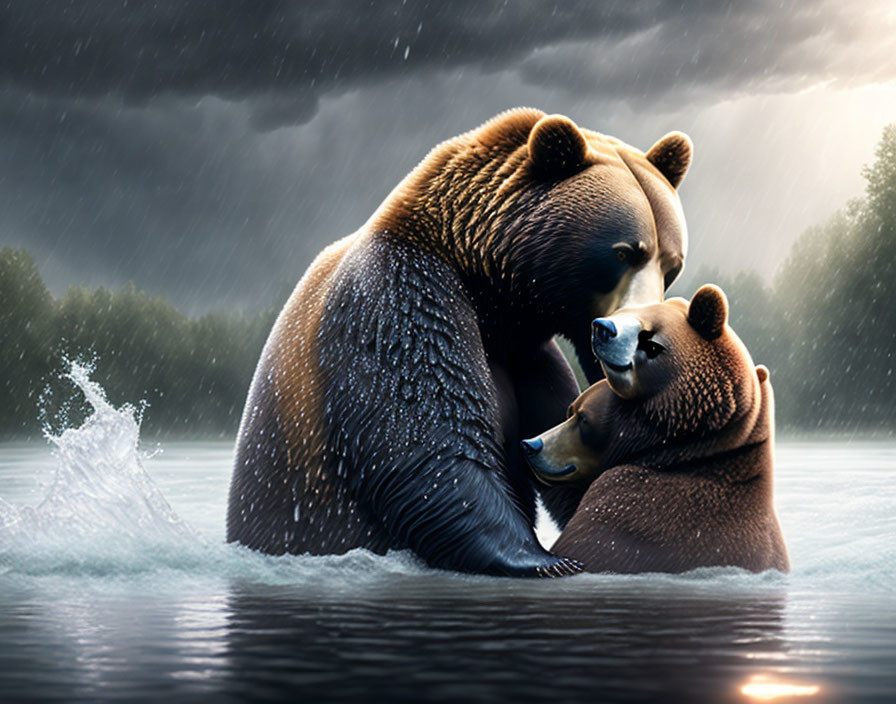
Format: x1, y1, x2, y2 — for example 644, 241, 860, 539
688, 284, 728, 340
528, 114, 589, 178
646, 131, 693, 188
756, 365, 769, 383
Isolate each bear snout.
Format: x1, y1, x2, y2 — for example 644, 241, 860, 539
591, 315, 642, 370
520, 437, 544, 456
592, 318, 617, 343
521, 437, 580, 484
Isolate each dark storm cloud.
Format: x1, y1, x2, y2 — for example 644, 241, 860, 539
3, 1, 892, 128
1, 1, 894, 312
0, 0, 663, 128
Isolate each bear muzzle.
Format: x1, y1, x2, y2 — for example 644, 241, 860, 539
521, 436, 579, 484
592, 315, 641, 370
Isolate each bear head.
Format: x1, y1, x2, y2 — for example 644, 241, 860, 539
521, 284, 769, 482
432, 110, 692, 346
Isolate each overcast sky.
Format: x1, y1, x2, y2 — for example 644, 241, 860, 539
2, 1, 895, 313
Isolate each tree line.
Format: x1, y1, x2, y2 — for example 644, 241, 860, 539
1, 125, 894, 438
0, 251, 277, 438
674, 124, 896, 433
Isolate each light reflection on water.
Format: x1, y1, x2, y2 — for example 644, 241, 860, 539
0, 415, 894, 702
741, 675, 821, 700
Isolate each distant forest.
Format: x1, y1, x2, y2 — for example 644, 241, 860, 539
1, 125, 894, 439
674, 124, 895, 433
0, 258, 277, 438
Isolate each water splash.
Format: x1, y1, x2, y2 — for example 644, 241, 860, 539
0, 362, 194, 558
0, 362, 435, 585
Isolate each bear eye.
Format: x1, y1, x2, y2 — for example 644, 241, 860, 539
613, 243, 634, 263
577, 411, 589, 427
639, 338, 666, 359
613, 242, 649, 266
638, 330, 665, 359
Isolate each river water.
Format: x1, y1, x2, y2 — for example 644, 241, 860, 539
0, 366, 893, 703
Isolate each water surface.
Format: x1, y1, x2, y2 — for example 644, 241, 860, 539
0, 368, 893, 703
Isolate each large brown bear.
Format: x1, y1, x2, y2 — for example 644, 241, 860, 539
227, 108, 692, 576
522, 285, 790, 574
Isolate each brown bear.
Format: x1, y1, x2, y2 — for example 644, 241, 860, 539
522, 285, 790, 574
227, 108, 693, 576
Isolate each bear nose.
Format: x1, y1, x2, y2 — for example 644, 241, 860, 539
592, 318, 617, 343
520, 438, 543, 456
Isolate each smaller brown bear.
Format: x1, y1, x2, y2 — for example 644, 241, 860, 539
521, 285, 789, 574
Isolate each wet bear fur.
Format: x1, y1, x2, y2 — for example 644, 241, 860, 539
525, 285, 790, 574
226, 108, 692, 576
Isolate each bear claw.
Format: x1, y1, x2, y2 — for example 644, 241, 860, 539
536, 556, 583, 578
